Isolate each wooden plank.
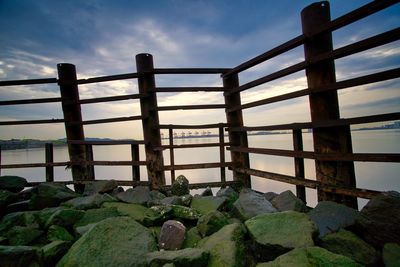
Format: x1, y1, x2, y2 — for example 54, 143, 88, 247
68, 140, 145, 145
77, 94, 145, 104
0, 97, 61, 106
163, 162, 233, 171
0, 119, 65, 126
219, 126, 226, 183
131, 144, 140, 183
27, 180, 150, 187
159, 123, 229, 129
67, 115, 143, 125
1, 162, 70, 168
75, 72, 139, 85
157, 104, 226, 111
45, 143, 54, 182
155, 87, 226, 92
156, 142, 231, 150
293, 129, 306, 203
0, 78, 58, 86
153, 68, 230, 74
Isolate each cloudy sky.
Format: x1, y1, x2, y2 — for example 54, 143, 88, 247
0, 0, 399, 140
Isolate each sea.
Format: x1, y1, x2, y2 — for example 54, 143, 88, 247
1, 129, 399, 209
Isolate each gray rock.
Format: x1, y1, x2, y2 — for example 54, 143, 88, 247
57, 216, 157, 267
308, 201, 358, 238
0, 176, 27, 193
197, 210, 229, 237
264, 192, 278, 202
42, 240, 72, 266
180, 194, 193, 206
216, 186, 238, 211
146, 248, 209, 267
159, 220, 186, 250
62, 193, 117, 210
29, 183, 78, 210
171, 175, 190, 196
271, 190, 307, 212
320, 229, 379, 266
0, 245, 41, 267
161, 196, 183, 206
191, 196, 227, 216
233, 189, 277, 221
83, 179, 118, 196
148, 190, 167, 206
354, 191, 400, 248
383, 243, 400, 267
116, 186, 152, 206
201, 187, 213, 196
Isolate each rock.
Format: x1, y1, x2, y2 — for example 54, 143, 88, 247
62, 193, 117, 210
271, 190, 307, 212
256, 246, 362, 267
29, 183, 78, 210
34, 207, 68, 229
73, 207, 120, 229
197, 210, 229, 237
320, 229, 379, 266
42, 240, 71, 266
354, 191, 400, 248
180, 194, 193, 206
245, 211, 317, 260
159, 220, 186, 250
233, 189, 277, 221
182, 227, 202, 248
161, 196, 183, 206
149, 226, 161, 243
216, 187, 238, 211
5, 200, 30, 213
0, 245, 41, 267
0, 176, 27, 193
168, 204, 202, 220
74, 223, 97, 237
110, 186, 124, 197
102, 202, 163, 226
190, 196, 227, 216
47, 225, 74, 242
383, 243, 400, 267
171, 175, 190, 196
116, 186, 152, 206
146, 248, 209, 267
0, 211, 38, 235
5, 226, 43, 245
307, 201, 358, 238
56, 216, 157, 267
198, 223, 246, 267
43, 208, 85, 229
264, 192, 278, 202
0, 189, 18, 211
148, 190, 167, 206
83, 179, 118, 196
201, 187, 213, 196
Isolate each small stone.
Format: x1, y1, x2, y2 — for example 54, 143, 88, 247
201, 187, 213, 196
116, 186, 152, 206
197, 210, 229, 237
159, 220, 186, 250
161, 196, 183, 206
171, 175, 190, 196
0, 176, 27, 193
271, 190, 307, 212
383, 243, 400, 267
83, 180, 118, 196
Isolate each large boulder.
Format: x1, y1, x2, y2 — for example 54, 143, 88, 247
190, 196, 227, 216
271, 190, 307, 212
198, 223, 246, 267
158, 220, 186, 250
216, 187, 238, 211
307, 201, 358, 238
233, 189, 277, 221
146, 248, 209, 267
197, 210, 229, 237
0, 211, 38, 235
73, 207, 121, 229
256, 246, 362, 267
102, 202, 163, 226
182, 227, 202, 249
29, 183, 78, 210
5, 226, 43, 245
41, 240, 72, 266
320, 229, 379, 266
171, 175, 190, 196
57, 216, 157, 267
47, 225, 74, 242
354, 191, 400, 248
383, 243, 400, 267
116, 186, 152, 206
0, 176, 27, 193
62, 193, 117, 210
0, 245, 41, 267
43, 208, 84, 229
83, 180, 118, 196
245, 211, 317, 260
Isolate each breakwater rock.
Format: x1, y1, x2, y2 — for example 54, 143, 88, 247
0, 175, 399, 266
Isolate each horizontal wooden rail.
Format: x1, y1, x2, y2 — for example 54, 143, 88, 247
228, 68, 400, 112
68, 140, 145, 145
75, 73, 139, 85
159, 123, 229, 129
228, 146, 400, 162
0, 97, 62, 106
68, 115, 143, 125
155, 142, 231, 150
1, 160, 148, 169
233, 167, 381, 199
155, 87, 226, 92
1, 162, 70, 169
163, 162, 233, 171
157, 104, 226, 111
76, 94, 145, 105
164, 181, 242, 190
227, 112, 400, 132
84, 160, 148, 166
27, 180, 150, 187
153, 68, 230, 74
0, 78, 58, 86
0, 118, 65, 126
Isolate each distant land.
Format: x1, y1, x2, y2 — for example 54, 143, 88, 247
1, 121, 399, 150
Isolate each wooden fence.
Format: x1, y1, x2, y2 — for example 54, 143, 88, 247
0, 0, 399, 208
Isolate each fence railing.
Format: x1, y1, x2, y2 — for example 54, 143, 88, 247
0, 0, 399, 208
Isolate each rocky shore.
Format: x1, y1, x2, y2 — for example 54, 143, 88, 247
0, 175, 399, 267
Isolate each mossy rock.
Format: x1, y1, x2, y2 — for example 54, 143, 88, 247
197, 210, 229, 237
0, 176, 27, 193
0, 245, 42, 267
190, 196, 227, 216
182, 227, 202, 249
5, 226, 44, 246
42, 240, 72, 266
47, 225, 74, 242
146, 248, 209, 267
73, 207, 121, 229
171, 175, 190, 196
102, 202, 163, 226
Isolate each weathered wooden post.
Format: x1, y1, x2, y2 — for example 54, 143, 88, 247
136, 54, 165, 190
131, 144, 140, 185
57, 63, 89, 193
301, 1, 357, 208
223, 73, 251, 188
45, 143, 54, 182
292, 129, 306, 204
168, 129, 176, 183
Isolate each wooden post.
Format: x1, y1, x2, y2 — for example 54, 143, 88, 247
136, 54, 165, 189
85, 144, 95, 180
45, 143, 54, 182
57, 63, 89, 193
131, 144, 140, 185
219, 125, 226, 184
301, 1, 357, 208
169, 129, 176, 183
0, 145, 2, 176
223, 73, 251, 188
292, 129, 306, 204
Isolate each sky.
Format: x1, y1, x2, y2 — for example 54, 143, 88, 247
0, 0, 399, 140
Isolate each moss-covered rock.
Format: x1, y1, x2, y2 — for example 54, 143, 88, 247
0, 245, 42, 267
171, 175, 190, 196
216, 187, 238, 211
271, 190, 307, 212
383, 243, 400, 267
42, 240, 71, 266
233, 189, 276, 221
29, 183, 78, 210
190, 196, 227, 216
83, 180, 118, 196
47, 225, 74, 242
146, 248, 209, 267
102, 202, 163, 226
5, 226, 43, 246
73, 207, 120, 229
116, 186, 152, 206
182, 227, 202, 249
168, 204, 202, 220
0, 211, 38, 235
56, 216, 157, 267
62, 193, 117, 210
197, 210, 229, 237
43, 208, 85, 229
0, 176, 27, 193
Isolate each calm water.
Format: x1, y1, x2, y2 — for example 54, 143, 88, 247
2, 130, 399, 209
